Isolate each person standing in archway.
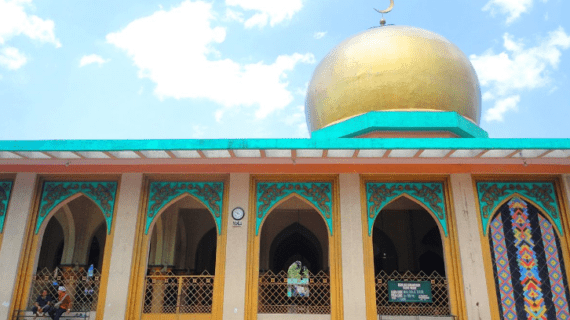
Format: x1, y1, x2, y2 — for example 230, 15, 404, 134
49, 286, 72, 320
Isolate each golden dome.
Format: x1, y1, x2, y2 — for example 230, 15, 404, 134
305, 26, 481, 133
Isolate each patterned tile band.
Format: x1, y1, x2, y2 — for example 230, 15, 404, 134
256, 182, 333, 236
37, 181, 118, 234
0, 181, 13, 233
366, 183, 447, 237
491, 217, 518, 320
146, 182, 224, 235
539, 215, 570, 320
508, 198, 546, 319
477, 182, 562, 236
489, 196, 570, 320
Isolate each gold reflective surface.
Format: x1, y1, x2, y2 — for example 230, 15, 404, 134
305, 26, 481, 132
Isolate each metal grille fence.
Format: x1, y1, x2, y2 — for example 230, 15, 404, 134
143, 271, 214, 314
28, 267, 100, 312
258, 270, 330, 314
376, 270, 450, 316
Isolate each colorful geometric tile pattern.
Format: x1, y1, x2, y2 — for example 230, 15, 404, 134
508, 198, 547, 319
491, 217, 518, 320
489, 196, 570, 320
539, 215, 570, 320
476, 182, 562, 236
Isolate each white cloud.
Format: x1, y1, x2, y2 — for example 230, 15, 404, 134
107, 0, 314, 120
485, 95, 520, 122
0, 46, 26, 70
0, 0, 60, 46
191, 125, 208, 138
313, 31, 326, 40
226, 0, 303, 28
0, 0, 60, 70
79, 54, 109, 67
470, 27, 570, 121
482, 0, 543, 24
225, 8, 244, 23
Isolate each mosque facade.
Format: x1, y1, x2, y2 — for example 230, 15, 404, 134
0, 24, 570, 320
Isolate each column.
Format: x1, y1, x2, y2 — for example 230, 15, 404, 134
0, 173, 37, 320
102, 173, 144, 320
222, 173, 250, 319
339, 173, 367, 320
449, 174, 492, 320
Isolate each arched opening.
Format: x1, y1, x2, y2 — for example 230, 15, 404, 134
488, 196, 570, 320
30, 195, 108, 315
143, 195, 217, 315
373, 196, 450, 316
258, 196, 330, 315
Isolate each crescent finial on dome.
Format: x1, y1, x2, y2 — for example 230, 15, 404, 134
374, 0, 394, 14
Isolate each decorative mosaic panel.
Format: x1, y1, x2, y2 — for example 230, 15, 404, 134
477, 182, 561, 236
37, 181, 118, 234
256, 182, 333, 236
489, 197, 570, 320
146, 182, 224, 235
365, 183, 448, 237
0, 181, 13, 233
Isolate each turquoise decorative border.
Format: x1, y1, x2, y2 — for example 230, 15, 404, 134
476, 182, 562, 236
37, 181, 118, 234
146, 182, 224, 235
0, 181, 13, 233
366, 183, 448, 237
256, 182, 333, 236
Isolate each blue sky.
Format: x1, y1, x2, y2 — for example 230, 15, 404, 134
0, 0, 569, 140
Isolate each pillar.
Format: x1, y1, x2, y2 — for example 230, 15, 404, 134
102, 173, 144, 320
339, 173, 367, 320
222, 173, 250, 319
449, 174, 492, 320
0, 173, 37, 320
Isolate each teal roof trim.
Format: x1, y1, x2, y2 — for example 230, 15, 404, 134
1, 138, 570, 151
311, 112, 488, 139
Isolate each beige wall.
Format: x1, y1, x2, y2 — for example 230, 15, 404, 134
102, 173, 144, 320
449, 174, 492, 320
0, 173, 37, 320
222, 173, 250, 319
339, 174, 367, 320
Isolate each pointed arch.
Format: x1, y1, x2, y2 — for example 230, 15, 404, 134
268, 222, 324, 273
0, 180, 13, 233
366, 182, 448, 236
145, 181, 224, 234
256, 182, 333, 235
487, 196, 570, 319
36, 181, 118, 234
476, 181, 562, 236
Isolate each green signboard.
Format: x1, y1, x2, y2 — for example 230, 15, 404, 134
388, 281, 432, 303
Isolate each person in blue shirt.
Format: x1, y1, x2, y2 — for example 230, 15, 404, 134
32, 289, 53, 317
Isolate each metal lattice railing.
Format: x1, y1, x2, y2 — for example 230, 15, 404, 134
143, 271, 214, 314
258, 270, 330, 314
28, 267, 100, 312
376, 270, 450, 316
